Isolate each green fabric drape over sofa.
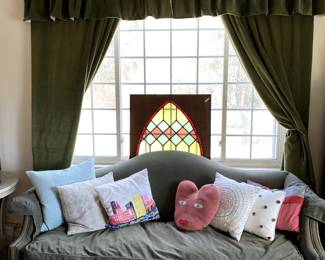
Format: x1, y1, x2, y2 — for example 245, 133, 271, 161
222, 15, 314, 186
24, 0, 325, 21
32, 19, 119, 170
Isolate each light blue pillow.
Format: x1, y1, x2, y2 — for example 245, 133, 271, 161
26, 158, 96, 231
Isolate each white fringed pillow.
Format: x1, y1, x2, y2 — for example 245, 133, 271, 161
210, 173, 260, 241
57, 173, 114, 235
244, 188, 286, 241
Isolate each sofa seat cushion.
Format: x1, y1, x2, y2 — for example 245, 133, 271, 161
25, 222, 303, 260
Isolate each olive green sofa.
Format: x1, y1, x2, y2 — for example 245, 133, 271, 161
9, 151, 325, 260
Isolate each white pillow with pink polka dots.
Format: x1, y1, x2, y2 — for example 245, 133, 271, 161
244, 188, 286, 241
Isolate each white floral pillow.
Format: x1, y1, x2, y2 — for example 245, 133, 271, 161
57, 173, 114, 235
95, 169, 160, 229
244, 188, 286, 241
210, 173, 260, 241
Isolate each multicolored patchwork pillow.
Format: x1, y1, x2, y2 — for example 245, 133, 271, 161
276, 185, 306, 232
95, 169, 160, 229
247, 180, 306, 232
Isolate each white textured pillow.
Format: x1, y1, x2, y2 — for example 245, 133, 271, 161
244, 188, 286, 241
57, 173, 114, 235
210, 173, 260, 241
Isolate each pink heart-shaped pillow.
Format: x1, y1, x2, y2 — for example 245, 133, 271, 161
174, 180, 220, 231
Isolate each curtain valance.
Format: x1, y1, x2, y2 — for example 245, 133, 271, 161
25, 0, 325, 22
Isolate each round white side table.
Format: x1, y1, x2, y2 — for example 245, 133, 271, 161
0, 172, 18, 239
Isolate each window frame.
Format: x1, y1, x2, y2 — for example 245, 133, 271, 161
73, 17, 285, 169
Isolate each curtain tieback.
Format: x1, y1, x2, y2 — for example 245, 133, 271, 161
286, 129, 307, 138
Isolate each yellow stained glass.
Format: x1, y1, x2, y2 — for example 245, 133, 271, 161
138, 141, 148, 155
190, 141, 200, 154
171, 108, 177, 122
177, 110, 187, 125
164, 107, 172, 124
163, 141, 176, 151
152, 110, 163, 125
151, 140, 162, 152
177, 141, 188, 152
163, 104, 177, 125
137, 101, 202, 156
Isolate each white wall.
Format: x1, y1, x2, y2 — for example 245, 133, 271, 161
310, 17, 325, 195
0, 0, 324, 225
0, 0, 32, 199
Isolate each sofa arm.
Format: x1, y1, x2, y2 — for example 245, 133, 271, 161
284, 173, 325, 223
9, 216, 35, 260
302, 188, 325, 224
285, 173, 325, 259
298, 188, 325, 259
297, 215, 325, 260
9, 188, 42, 238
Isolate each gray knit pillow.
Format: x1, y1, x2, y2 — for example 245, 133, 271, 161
57, 173, 114, 235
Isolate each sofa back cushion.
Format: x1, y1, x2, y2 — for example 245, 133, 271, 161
96, 152, 288, 221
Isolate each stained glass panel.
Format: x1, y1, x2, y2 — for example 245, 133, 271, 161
136, 101, 203, 156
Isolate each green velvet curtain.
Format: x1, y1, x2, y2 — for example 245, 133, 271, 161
28, 0, 317, 185
222, 15, 314, 186
32, 19, 119, 170
24, 0, 325, 21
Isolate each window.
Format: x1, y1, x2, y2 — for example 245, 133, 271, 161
74, 16, 284, 167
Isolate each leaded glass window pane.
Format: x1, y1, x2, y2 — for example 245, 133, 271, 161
136, 102, 203, 156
